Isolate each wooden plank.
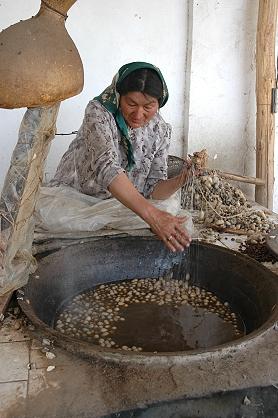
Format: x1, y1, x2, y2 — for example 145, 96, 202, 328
255, 0, 278, 209
267, 108, 275, 208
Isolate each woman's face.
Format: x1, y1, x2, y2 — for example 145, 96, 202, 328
119, 92, 159, 129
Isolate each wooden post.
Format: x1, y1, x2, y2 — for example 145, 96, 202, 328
255, 0, 278, 209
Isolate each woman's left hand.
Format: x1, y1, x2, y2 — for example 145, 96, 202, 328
179, 159, 203, 185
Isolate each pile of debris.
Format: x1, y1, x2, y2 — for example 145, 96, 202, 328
182, 150, 276, 237
239, 239, 277, 263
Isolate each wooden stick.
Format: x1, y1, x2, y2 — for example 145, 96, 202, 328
255, 0, 278, 209
218, 171, 265, 186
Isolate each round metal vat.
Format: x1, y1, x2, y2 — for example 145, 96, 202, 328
17, 237, 278, 406
18, 237, 278, 358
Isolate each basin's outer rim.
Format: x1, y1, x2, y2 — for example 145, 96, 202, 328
29, 235, 278, 273
17, 296, 278, 414
18, 238, 278, 364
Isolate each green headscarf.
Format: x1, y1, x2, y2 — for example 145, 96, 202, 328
94, 62, 169, 171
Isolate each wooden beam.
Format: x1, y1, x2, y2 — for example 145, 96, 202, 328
219, 171, 265, 186
255, 0, 278, 209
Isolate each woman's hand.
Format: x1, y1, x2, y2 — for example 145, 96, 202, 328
108, 172, 191, 252
184, 157, 204, 179
151, 158, 202, 200
144, 205, 191, 252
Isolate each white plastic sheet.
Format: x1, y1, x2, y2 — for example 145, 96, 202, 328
35, 185, 194, 236
0, 104, 60, 295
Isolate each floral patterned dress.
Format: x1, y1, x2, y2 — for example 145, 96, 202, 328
50, 100, 172, 199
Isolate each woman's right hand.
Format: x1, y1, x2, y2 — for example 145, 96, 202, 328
144, 205, 192, 252
108, 173, 192, 252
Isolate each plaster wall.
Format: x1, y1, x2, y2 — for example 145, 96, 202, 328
188, 0, 258, 200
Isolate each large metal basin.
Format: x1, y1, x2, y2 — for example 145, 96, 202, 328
18, 237, 278, 404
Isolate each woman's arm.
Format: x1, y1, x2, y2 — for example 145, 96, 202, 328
108, 172, 191, 252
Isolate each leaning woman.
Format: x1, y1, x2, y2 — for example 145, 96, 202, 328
49, 62, 192, 252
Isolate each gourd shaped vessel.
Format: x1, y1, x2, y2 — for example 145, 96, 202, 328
0, 0, 84, 108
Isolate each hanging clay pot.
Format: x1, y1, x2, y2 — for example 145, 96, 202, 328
0, 0, 84, 108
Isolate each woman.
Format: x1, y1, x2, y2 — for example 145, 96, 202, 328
50, 62, 192, 252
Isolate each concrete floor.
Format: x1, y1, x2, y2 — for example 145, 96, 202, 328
1, 232, 278, 418
106, 386, 278, 418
